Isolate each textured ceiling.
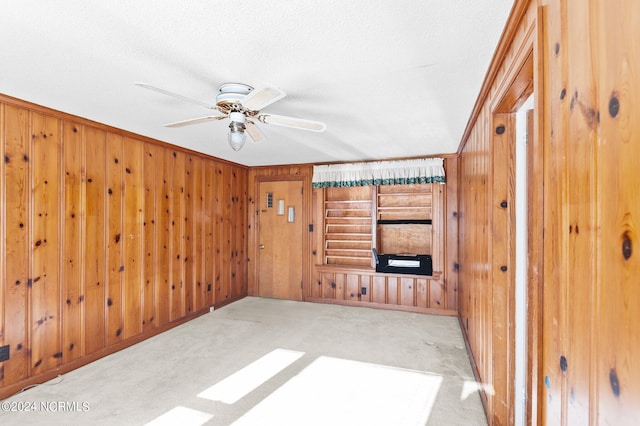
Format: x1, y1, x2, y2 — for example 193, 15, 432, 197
0, 1, 513, 166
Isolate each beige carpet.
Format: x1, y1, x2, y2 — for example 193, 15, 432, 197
0, 297, 487, 425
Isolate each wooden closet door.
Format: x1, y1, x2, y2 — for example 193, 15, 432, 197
257, 180, 303, 300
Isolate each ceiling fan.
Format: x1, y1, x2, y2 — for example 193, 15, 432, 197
135, 82, 327, 151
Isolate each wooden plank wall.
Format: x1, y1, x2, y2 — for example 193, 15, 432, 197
311, 266, 453, 315
540, 0, 640, 424
459, 0, 640, 424
457, 1, 537, 424
0, 95, 248, 399
246, 158, 458, 314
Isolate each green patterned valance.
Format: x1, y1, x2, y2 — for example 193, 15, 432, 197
312, 158, 445, 188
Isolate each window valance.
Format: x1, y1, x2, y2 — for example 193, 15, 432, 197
312, 158, 445, 188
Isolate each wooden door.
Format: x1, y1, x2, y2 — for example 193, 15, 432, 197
257, 180, 303, 300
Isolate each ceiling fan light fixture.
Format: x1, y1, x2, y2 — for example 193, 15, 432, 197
228, 128, 246, 151
228, 112, 247, 151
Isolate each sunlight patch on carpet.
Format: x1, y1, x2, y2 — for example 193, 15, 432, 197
198, 348, 305, 404
144, 406, 213, 426
461, 380, 495, 400
232, 356, 443, 425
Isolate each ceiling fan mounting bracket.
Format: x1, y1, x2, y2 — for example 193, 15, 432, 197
216, 82, 257, 115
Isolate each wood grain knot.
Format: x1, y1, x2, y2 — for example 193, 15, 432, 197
500, 265, 507, 272
560, 88, 566, 100
560, 355, 568, 372
609, 94, 620, 118
495, 125, 505, 135
609, 368, 621, 397
622, 232, 632, 260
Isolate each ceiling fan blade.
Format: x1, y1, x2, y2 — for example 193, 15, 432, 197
164, 115, 227, 128
258, 114, 326, 132
241, 86, 286, 111
135, 82, 217, 110
245, 121, 266, 143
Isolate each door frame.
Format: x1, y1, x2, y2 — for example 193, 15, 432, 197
248, 174, 311, 300
489, 23, 542, 424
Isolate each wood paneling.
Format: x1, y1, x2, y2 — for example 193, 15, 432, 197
538, 0, 640, 424
459, 0, 640, 424
156, 147, 172, 325
1, 104, 30, 385
31, 111, 61, 375
444, 157, 459, 311
204, 161, 215, 307
491, 113, 516, 425
457, 1, 536, 424
84, 126, 107, 355
594, 2, 640, 424
170, 150, 185, 321
192, 156, 206, 312
184, 154, 196, 314
106, 133, 124, 347
0, 94, 248, 399
123, 137, 144, 339
312, 265, 452, 314
142, 144, 158, 331
214, 164, 225, 303
249, 163, 457, 312
62, 121, 84, 363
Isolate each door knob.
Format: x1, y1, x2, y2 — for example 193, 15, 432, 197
259, 244, 265, 249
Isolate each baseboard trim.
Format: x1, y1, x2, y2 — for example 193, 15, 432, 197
305, 297, 457, 316
213, 294, 246, 310
458, 314, 490, 422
